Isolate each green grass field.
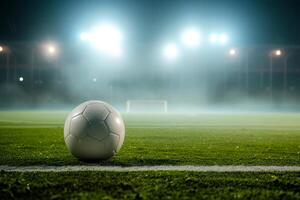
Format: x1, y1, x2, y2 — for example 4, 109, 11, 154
0, 111, 300, 199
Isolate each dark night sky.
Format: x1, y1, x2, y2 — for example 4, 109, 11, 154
1, 0, 300, 45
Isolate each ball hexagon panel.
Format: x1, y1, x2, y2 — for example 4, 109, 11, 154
71, 101, 89, 118
75, 136, 103, 159
70, 114, 89, 139
102, 133, 120, 157
105, 112, 125, 135
110, 132, 123, 152
65, 134, 83, 158
104, 103, 121, 116
67, 134, 115, 160
87, 120, 109, 141
66, 135, 95, 159
83, 103, 110, 122
81, 136, 108, 159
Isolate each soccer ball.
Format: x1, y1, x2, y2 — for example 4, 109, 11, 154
64, 100, 125, 160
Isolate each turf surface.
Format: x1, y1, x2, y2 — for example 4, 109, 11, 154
1, 171, 300, 199
0, 111, 300, 199
0, 112, 300, 166
0, 126, 300, 166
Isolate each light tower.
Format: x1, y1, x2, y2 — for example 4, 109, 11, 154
0, 45, 11, 86
270, 49, 283, 103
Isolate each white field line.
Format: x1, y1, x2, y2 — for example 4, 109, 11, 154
1, 165, 300, 172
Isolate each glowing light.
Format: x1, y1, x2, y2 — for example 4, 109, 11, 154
229, 48, 236, 56
116, 118, 121, 124
209, 33, 229, 44
0, 46, 3, 52
80, 32, 90, 41
209, 33, 218, 43
181, 28, 201, 47
19, 77, 24, 82
81, 23, 123, 57
163, 43, 178, 60
275, 49, 282, 56
48, 46, 56, 54
219, 33, 228, 44
92, 78, 97, 82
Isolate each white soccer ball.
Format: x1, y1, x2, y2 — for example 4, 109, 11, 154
64, 101, 125, 160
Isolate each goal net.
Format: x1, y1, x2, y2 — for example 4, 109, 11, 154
126, 100, 168, 113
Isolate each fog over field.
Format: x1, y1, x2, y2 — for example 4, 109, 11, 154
1, 44, 300, 113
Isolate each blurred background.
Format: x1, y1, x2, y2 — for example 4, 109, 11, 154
1, 0, 300, 112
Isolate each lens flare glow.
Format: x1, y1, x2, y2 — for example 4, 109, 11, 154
80, 33, 90, 41
48, 46, 56, 54
229, 48, 236, 56
209, 33, 218, 43
275, 49, 282, 56
181, 28, 201, 47
81, 23, 123, 57
219, 34, 228, 44
163, 43, 178, 60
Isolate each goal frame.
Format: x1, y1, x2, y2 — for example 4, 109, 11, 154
126, 100, 168, 113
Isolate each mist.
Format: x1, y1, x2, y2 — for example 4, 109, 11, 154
1, 42, 300, 113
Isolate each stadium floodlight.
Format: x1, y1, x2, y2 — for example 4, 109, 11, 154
48, 46, 55, 54
41, 43, 57, 57
229, 48, 237, 56
209, 33, 218, 43
219, 33, 228, 44
209, 33, 229, 44
275, 49, 282, 56
181, 28, 201, 47
19, 77, 24, 82
93, 24, 122, 57
270, 49, 282, 57
80, 32, 90, 41
80, 23, 123, 57
0, 46, 3, 52
45, 45, 56, 55
163, 43, 178, 60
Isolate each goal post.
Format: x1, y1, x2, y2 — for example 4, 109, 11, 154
126, 100, 168, 113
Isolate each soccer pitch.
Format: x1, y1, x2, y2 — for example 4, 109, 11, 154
0, 111, 300, 199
